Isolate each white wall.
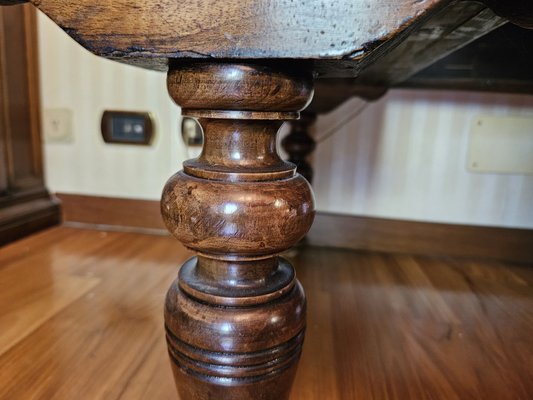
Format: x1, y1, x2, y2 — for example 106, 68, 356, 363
38, 13, 185, 201
313, 92, 533, 229
38, 13, 533, 228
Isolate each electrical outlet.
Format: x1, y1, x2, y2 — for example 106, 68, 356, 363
43, 108, 73, 143
101, 111, 154, 145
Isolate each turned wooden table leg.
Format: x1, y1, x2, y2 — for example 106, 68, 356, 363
282, 112, 317, 184
161, 62, 315, 400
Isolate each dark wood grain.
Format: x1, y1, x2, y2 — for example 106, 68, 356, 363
308, 212, 533, 265
309, 81, 387, 114
27, 0, 449, 65
299, 2, 508, 114
56, 193, 166, 231
5, 0, 517, 81
481, 0, 533, 28
0, 4, 60, 244
162, 62, 315, 399
291, 2, 509, 112
0, 197, 60, 246
399, 22, 533, 93
0, 4, 42, 192
355, 2, 506, 86
1, 226, 532, 399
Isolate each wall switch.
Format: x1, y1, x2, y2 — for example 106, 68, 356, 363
101, 111, 154, 145
43, 108, 73, 142
468, 115, 533, 175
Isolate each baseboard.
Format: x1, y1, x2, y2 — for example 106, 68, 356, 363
57, 193, 166, 231
307, 212, 533, 264
56, 193, 533, 264
0, 195, 61, 246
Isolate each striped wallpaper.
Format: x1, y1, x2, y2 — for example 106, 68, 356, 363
38, 12, 183, 201
37, 13, 533, 229
312, 92, 533, 228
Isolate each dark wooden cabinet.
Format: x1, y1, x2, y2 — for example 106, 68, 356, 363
0, 4, 59, 245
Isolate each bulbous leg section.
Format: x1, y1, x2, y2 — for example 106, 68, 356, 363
161, 171, 315, 258
165, 257, 306, 400
162, 62, 314, 400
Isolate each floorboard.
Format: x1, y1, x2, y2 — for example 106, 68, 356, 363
0, 226, 531, 399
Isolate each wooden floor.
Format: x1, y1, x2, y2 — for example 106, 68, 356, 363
0, 226, 532, 400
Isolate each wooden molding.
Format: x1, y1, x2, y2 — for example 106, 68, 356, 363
57, 193, 533, 264
308, 213, 533, 264
0, 5, 60, 245
0, 5, 44, 191
0, 196, 61, 246
57, 193, 166, 231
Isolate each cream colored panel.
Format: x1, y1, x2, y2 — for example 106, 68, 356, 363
468, 115, 533, 175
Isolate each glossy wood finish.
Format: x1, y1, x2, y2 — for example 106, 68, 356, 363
0, 2, 529, 399
0, 227, 184, 400
56, 193, 533, 265
0, 4, 60, 245
162, 62, 314, 399
1, 226, 532, 399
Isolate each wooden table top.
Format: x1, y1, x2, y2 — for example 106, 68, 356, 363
4, 0, 530, 82
3, 1, 531, 113
19, 0, 449, 66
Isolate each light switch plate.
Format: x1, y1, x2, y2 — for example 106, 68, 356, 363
101, 111, 154, 145
43, 108, 73, 143
468, 115, 533, 175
